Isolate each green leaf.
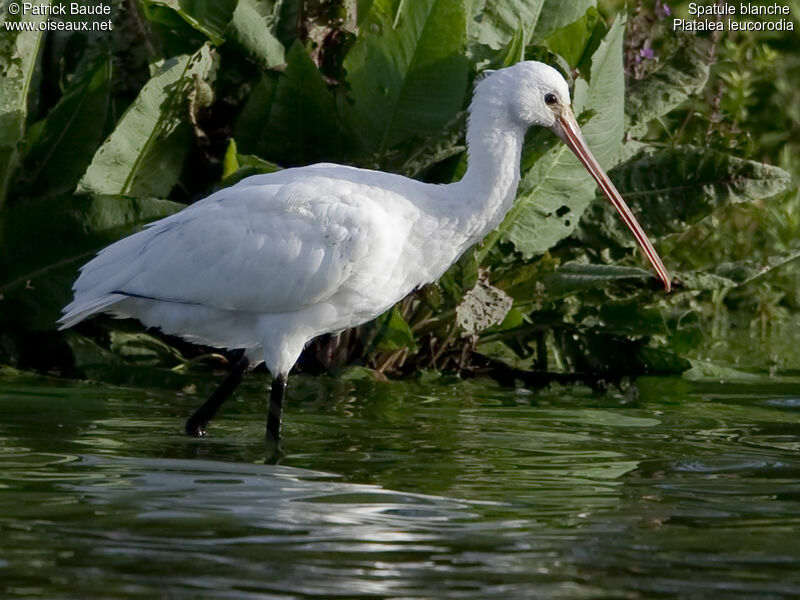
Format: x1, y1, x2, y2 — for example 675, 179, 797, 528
77, 44, 218, 197
579, 146, 792, 247
141, 0, 235, 44
227, 0, 286, 68
543, 6, 604, 72
535, 0, 596, 37
438, 249, 479, 304
626, 33, 710, 137
341, 0, 469, 155
142, 0, 285, 67
108, 331, 186, 366
235, 41, 341, 165
221, 139, 281, 186
271, 0, 301, 45
540, 263, 652, 300
374, 306, 417, 352
0, 5, 47, 209
21, 55, 113, 198
468, 0, 594, 58
0, 195, 182, 330
481, 14, 625, 261
679, 249, 800, 291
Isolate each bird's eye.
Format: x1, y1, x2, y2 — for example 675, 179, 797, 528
544, 93, 558, 105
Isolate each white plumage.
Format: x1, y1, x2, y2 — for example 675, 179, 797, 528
59, 62, 670, 440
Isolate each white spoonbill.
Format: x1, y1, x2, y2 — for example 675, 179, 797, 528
59, 61, 671, 443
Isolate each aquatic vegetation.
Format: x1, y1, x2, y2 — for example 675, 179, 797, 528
0, 0, 795, 382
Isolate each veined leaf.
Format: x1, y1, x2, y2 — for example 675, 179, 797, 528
535, 0, 596, 37
0, 195, 182, 330
374, 306, 417, 352
480, 14, 625, 261
468, 0, 594, 60
578, 145, 792, 247
0, 3, 47, 209
341, 0, 469, 155
679, 249, 800, 291
21, 55, 112, 198
142, 0, 284, 67
227, 0, 286, 68
141, 0, 236, 44
543, 6, 604, 72
235, 41, 341, 165
626, 33, 710, 137
540, 263, 652, 300
78, 44, 218, 197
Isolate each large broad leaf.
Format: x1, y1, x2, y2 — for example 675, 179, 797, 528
535, 0, 596, 38
578, 145, 792, 248
21, 55, 112, 198
0, 195, 182, 330
468, 0, 594, 60
235, 41, 341, 165
77, 44, 217, 197
228, 0, 286, 68
480, 15, 625, 261
341, 0, 469, 156
543, 6, 604, 72
0, 5, 47, 209
142, 0, 285, 67
626, 33, 710, 137
142, 0, 236, 44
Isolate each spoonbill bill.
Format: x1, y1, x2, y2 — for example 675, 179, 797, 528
59, 61, 671, 443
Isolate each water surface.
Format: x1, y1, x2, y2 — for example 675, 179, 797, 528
1, 372, 799, 598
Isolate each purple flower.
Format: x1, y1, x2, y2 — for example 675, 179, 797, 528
640, 47, 655, 60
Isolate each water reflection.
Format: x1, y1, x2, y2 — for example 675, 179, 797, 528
0, 374, 799, 598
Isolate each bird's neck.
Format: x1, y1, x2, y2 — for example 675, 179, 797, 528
449, 99, 526, 241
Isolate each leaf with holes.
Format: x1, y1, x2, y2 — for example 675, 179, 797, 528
456, 274, 513, 336
626, 33, 710, 137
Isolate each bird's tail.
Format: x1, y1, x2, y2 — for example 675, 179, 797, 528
57, 293, 126, 330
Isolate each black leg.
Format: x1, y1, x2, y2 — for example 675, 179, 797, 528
266, 374, 287, 444
185, 356, 249, 437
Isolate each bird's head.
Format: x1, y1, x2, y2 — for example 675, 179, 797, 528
477, 61, 672, 292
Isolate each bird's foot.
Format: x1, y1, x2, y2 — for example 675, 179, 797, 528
265, 441, 284, 465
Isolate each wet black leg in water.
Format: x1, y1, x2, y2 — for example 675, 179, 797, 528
266, 374, 287, 444
185, 356, 249, 437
